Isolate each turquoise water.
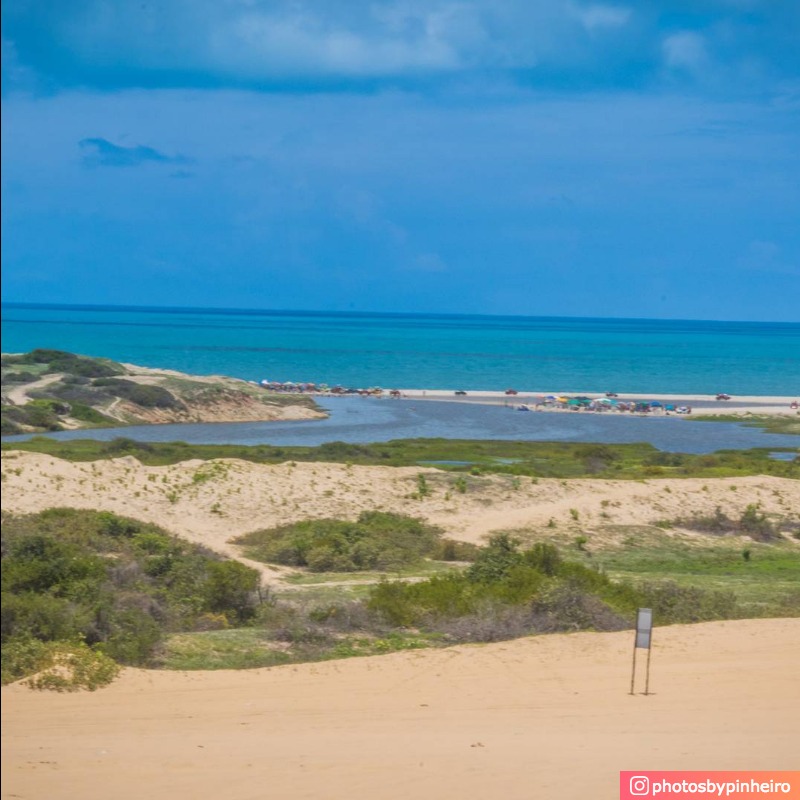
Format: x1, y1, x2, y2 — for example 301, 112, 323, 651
2, 304, 799, 395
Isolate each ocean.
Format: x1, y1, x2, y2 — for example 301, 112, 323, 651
3, 303, 800, 395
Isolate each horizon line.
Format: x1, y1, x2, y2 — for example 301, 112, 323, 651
2, 301, 797, 327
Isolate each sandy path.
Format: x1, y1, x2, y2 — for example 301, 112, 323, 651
2, 618, 797, 800
2, 452, 798, 584
4, 373, 63, 405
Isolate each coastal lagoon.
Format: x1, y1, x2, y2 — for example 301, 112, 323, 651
5, 396, 798, 454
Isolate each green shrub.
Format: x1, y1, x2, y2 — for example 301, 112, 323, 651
92, 379, 181, 409
1, 509, 263, 681
2, 371, 37, 384
233, 512, 443, 572
431, 538, 480, 562
25, 641, 121, 692
466, 533, 523, 583
203, 561, 260, 623
65, 403, 116, 425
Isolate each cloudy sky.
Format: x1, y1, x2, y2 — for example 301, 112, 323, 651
2, 1, 799, 320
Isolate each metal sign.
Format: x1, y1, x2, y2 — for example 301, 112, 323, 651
635, 608, 653, 649
629, 608, 654, 696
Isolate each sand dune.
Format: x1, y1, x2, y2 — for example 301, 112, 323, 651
2, 618, 798, 800
2, 451, 798, 584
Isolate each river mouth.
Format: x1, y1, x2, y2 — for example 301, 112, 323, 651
2, 396, 798, 455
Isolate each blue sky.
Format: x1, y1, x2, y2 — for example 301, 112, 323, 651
2, 1, 799, 321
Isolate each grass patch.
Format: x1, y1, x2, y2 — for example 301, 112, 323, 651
282, 559, 464, 585
567, 528, 800, 615
688, 414, 800, 435
4, 436, 798, 481
155, 629, 292, 671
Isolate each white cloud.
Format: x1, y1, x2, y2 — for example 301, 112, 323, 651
10, 0, 647, 86
572, 4, 631, 33
662, 31, 709, 74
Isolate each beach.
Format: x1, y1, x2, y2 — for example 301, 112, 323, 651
397, 390, 799, 416
3, 618, 798, 800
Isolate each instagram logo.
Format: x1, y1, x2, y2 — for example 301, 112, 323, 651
629, 776, 650, 795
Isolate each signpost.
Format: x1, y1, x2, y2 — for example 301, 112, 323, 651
629, 608, 653, 695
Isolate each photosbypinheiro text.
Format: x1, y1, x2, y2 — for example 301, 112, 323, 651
620, 772, 799, 800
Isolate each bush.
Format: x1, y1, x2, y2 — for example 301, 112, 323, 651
466, 533, 523, 582
1, 509, 264, 681
636, 581, 738, 624
92, 379, 181, 409
2, 371, 37, 384
25, 641, 121, 692
3, 400, 63, 431
672, 504, 778, 541
48, 356, 122, 378
202, 561, 260, 623
233, 512, 443, 572
431, 538, 480, 562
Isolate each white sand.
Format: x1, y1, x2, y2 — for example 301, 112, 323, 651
2, 618, 798, 800
398, 389, 799, 416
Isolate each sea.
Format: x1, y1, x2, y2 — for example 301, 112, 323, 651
2, 304, 799, 453
3, 304, 800, 395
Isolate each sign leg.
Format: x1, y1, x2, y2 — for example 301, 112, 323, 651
630, 641, 637, 695
644, 642, 653, 696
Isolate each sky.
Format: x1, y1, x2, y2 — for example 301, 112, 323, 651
1, 1, 799, 321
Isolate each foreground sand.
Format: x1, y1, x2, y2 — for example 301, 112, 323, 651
2, 618, 798, 800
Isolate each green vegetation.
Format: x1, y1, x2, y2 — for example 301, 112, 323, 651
688, 414, 800, 435
232, 512, 444, 572
525, 522, 800, 615
671, 503, 793, 541
2, 349, 124, 378
90, 378, 182, 409
365, 534, 739, 637
1, 509, 262, 686
6, 505, 797, 686
4, 436, 797, 481
2, 349, 321, 435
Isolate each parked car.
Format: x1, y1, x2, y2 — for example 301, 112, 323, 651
505, 388, 518, 395
716, 393, 732, 400
455, 390, 467, 396
605, 392, 619, 398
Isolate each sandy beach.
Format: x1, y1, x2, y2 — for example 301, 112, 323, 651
2, 444, 798, 799
3, 618, 798, 800
397, 390, 800, 416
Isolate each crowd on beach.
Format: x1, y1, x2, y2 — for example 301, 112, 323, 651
257, 379, 799, 415
257, 380, 692, 413
258, 380, 384, 396
514, 396, 693, 414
